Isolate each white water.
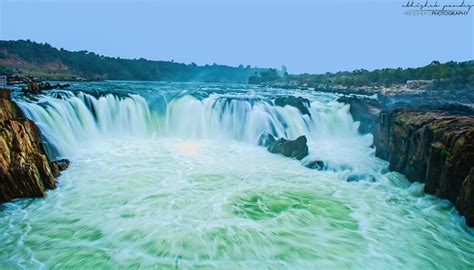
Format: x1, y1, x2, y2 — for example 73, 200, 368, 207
2, 82, 473, 269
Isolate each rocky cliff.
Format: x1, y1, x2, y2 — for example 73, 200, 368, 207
376, 109, 474, 226
0, 88, 67, 202
340, 95, 474, 226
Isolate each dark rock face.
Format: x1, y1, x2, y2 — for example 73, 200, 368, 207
52, 159, 70, 172
337, 96, 381, 135
0, 88, 11, 100
304, 160, 326, 170
376, 109, 474, 226
274, 96, 311, 116
457, 168, 474, 226
259, 133, 309, 160
268, 136, 309, 160
339, 94, 474, 226
0, 93, 64, 202
258, 132, 276, 147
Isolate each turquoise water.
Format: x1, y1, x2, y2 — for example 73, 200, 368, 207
1, 82, 473, 269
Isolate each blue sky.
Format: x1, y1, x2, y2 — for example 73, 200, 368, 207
0, 0, 472, 73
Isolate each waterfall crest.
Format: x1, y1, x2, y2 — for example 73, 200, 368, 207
16, 91, 360, 159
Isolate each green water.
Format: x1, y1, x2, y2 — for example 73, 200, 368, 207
1, 138, 473, 269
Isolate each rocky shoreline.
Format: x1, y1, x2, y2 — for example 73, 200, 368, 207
7, 74, 71, 94
0, 88, 68, 202
340, 95, 474, 226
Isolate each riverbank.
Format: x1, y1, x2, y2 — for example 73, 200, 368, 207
339, 95, 474, 226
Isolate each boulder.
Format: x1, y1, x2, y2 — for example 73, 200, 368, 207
266, 135, 309, 160
52, 159, 70, 171
16, 76, 71, 94
274, 96, 311, 116
304, 160, 353, 172
58, 83, 71, 89
346, 173, 377, 182
304, 160, 326, 170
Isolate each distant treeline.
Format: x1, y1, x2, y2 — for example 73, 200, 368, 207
2, 40, 472, 90
251, 60, 474, 91
0, 40, 267, 82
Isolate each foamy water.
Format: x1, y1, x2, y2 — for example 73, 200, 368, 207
1, 82, 473, 269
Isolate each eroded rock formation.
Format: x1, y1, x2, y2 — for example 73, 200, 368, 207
376, 109, 474, 226
0, 88, 67, 202
274, 96, 311, 116
339, 94, 474, 226
259, 133, 309, 160
337, 96, 381, 135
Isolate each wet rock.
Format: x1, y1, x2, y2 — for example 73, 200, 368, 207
58, 83, 70, 89
267, 135, 309, 160
24, 93, 39, 102
337, 95, 381, 135
274, 96, 311, 116
52, 159, 70, 171
259, 132, 309, 160
0, 96, 64, 202
304, 160, 353, 172
376, 108, 474, 226
346, 174, 377, 182
304, 160, 326, 170
14, 76, 71, 95
339, 94, 474, 226
0, 98, 20, 121
0, 88, 11, 100
258, 132, 276, 147
0, 119, 57, 201
457, 168, 474, 226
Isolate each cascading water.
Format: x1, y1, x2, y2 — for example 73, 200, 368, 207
1, 82, 473, 269
17, 92, 156, 158
16, 89, 360, 161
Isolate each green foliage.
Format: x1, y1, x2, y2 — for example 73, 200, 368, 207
288, 60, 474, 91
0, 65, 17, 75
0, 40, 267, 82
441, 148, 453, 157
248, 69, 282, 84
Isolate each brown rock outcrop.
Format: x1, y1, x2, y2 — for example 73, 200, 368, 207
0, 88, 66, 202
338, 95, 474, 226
375, 109, 474, 226
457, 168, 474, 226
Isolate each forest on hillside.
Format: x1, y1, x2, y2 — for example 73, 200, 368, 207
0, 40, 266, 82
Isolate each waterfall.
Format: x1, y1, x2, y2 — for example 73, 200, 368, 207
15, 90, 361, 160
5, 85, 474, 270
